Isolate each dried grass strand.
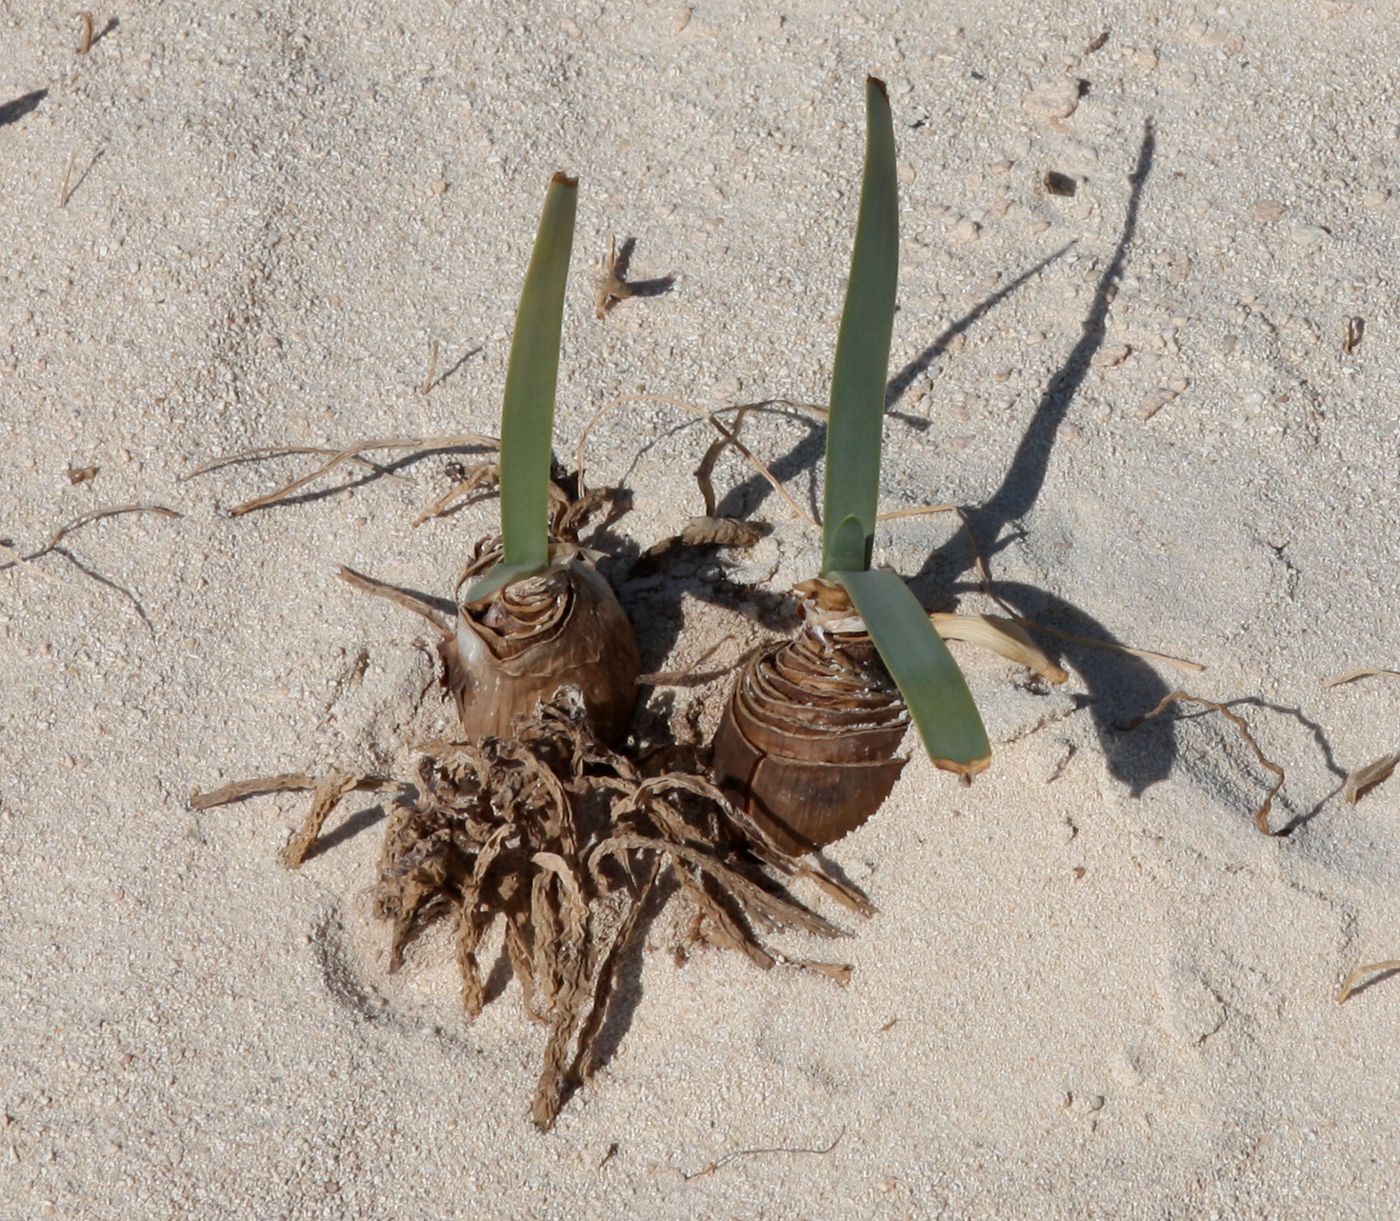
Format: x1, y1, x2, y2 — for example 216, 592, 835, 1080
1344, 752, 1400, 806
183, 445, 415, 485
1326, 667, 1400, 689
574, 393, 818, 527
38, 503, 180, 554
1124, 691, 1286, 835
1338, 961, 1400, 1003
191, 434, 499, 516
679, 1126, 846, 1180
955, 506, 1205, 673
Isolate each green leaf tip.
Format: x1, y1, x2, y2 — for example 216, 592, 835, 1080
820, 76, 899, 577
832, 567, 991, 778
496, 172, 579, 585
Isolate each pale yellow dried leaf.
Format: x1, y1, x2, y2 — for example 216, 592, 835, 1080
932, 612, 1069, 684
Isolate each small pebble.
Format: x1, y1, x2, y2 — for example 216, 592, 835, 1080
1251, 199, 1286, 222
950, 217, 981, 244
1201, 28, 1245, 53
1090, 343, 1131, 368
1287, 222, 1331, 245
1022, 77, 1082, 120
671, 5, 691, 32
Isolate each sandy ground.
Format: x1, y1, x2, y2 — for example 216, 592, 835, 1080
3, 0, 1399, 1216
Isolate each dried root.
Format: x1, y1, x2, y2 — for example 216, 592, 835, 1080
195, 692, 863, 1130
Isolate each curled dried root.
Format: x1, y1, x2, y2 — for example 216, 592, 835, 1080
379, 693, 863, 1129
197, 691, 866, 1130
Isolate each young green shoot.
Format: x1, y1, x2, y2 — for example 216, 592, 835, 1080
463, 172, 578, 605
822, 78, 991, 777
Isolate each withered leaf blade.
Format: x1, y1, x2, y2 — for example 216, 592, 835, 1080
1344, 752, 1400, 806
931, 612, 1068, 684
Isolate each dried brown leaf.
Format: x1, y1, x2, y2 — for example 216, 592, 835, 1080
680, 516, 767, 548
455, 898, 489, 1020
785, 959, 853, 985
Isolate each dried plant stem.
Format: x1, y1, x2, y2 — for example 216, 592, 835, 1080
59, 150, 78, 207
191, 771, 400, 812
1326, 667, 1400, 689
1, 504, 181, 574
594, 235, 633, 318
639, 635, 740, 687
1344, 752, 1400, 806
1338, 961, 1400, 1003
191, 771, 404, 867
0, 540, 63, 584
575, 393, 819, 527
421, 338, 440, 396
0, 504, 179, 630
337, 565, 451, 632
876, 503, 960, 522
1124, 691, 1286, 835
411, 462, 500, 527
679, 1127, 845, 1181
77, 11, 94, 52
182, 445, 413, 484
188, 434, 498, 516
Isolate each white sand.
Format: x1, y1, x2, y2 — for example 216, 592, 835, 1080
3, 1, 1399, 1215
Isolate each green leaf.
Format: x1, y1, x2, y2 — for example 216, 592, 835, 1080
832, 567, 991, 777
821, 77, 898, 576
499, 172, 578, 576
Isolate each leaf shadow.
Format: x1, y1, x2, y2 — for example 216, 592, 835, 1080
711, 244, 1070, 522
611, 236, 676, 301
913, 120, 1170, 794
0, 89, 46, 128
